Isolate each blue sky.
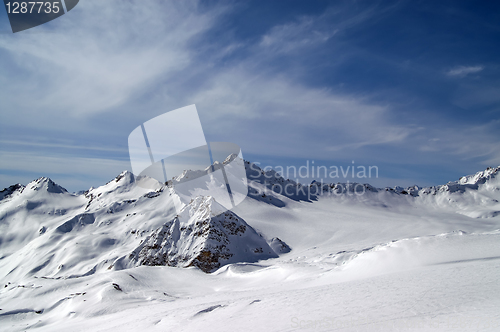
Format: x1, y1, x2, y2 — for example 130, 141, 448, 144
1, 0, 499, 192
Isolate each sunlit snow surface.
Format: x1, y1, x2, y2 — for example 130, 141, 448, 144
1, 164, 499, 331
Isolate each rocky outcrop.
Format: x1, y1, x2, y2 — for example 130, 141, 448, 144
129, 196, 277, 273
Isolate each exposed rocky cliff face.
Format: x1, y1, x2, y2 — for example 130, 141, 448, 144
129, 196, 277, 273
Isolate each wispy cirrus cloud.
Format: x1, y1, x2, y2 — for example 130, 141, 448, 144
190, 67, 412, 161
0, 1, 223, 121
259, 17, 338, 54
0, 151, 130, 191
446, 65, 484, 77
1, 0, 500, 191
256, 4, 382, 56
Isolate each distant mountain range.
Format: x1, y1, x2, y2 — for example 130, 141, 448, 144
0, 161, 499, 280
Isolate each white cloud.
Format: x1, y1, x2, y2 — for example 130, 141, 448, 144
257, 5, 379, 55
0, 139, 127, 154
190, 67, 413, 160
416, 120, 500, 164
1, 1, 499, 189
259, 17, 337, 54
0, 0, 222, 121
446, 65, 484, 77
0, 151, 130, 191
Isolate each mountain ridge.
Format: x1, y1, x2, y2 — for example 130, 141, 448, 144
1, 162, 499, 279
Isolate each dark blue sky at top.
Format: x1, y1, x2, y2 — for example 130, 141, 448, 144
206, 0, 500, 121
0, 0, 499, 191
196, 0, 500, 182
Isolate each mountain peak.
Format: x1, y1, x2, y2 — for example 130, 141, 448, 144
181, 195, 227, 220
129, 194, 277, 273
0, 183, 25, 200
114, 170, 135, 184
458, 166, 500, 185
27, 177, 67, 194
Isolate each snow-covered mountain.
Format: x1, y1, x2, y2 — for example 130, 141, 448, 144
129, 196, 277, 273
1, 163, 500, 331
1, 163, 499, 278
246, 162, 500, 218
0, 168, 278, 280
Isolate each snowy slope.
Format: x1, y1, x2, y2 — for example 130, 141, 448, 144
1, 163, 500, 331
0, 168, 280, 279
